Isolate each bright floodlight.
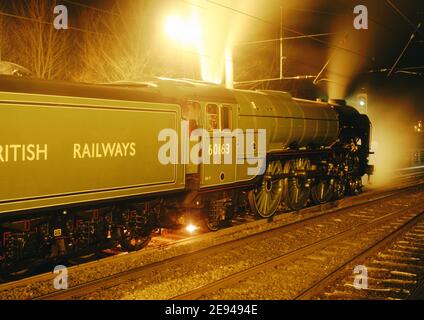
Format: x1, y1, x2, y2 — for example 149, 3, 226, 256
164, 15, 201, 46
164, 16, 183, 41
359, 99, 366, 107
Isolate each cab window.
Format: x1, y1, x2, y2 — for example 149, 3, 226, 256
207, 104, 232, 131
221, 105, 232, 130
182, 101, 201, 134
206, 104, 219, 131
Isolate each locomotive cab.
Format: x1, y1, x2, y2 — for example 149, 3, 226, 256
182, 99, 240, 187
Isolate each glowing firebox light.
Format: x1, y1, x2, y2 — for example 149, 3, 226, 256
164, 15, 202, 46
186, 223, 198, 234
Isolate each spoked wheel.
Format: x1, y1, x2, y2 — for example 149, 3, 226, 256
283, 159, 311, 211
202, 197, 234, 232
332, 178, 347, 200
205, 219, 220, 232
120, 230, 152, 252
249, 161, 284, 218
118, 206, 153, 252
311, 179, 334, 205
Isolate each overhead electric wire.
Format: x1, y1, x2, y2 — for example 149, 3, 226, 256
386, 0, 418, 30
191, 0, 368, 59
385, 0, 424, 45
234, 32, 341, 47
204, 0, 274, 26
196, 0, 373, 84
62, 0, 119, 16
172, 0, 373, 84
387, 22, 422, 77
402, 66, 424, 70
0, 0, 391, 84
313, 32, 350, 85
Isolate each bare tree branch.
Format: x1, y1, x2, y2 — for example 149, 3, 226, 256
77, 1, 153, 83
4, 0, 72, 80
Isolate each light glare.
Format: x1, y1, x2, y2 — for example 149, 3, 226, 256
186, 224, 198, 233
164, 15, 201, 46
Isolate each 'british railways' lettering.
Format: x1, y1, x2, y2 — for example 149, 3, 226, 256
0, 142, 137, 163
73, 142, 136, 159
0, 144, 48, 162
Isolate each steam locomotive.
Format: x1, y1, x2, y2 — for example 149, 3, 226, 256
0, 75, 373, 273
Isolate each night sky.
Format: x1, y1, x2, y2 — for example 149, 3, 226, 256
73, 0, 424, 74
82, 0, 424, 116
2, 0, 424, 118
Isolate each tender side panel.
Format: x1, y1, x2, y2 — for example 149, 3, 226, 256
0, 92, 184, 214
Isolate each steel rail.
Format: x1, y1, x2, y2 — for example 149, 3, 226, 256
170, 202, 424, 300
295, 210, 424, 300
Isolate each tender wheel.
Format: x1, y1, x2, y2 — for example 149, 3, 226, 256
204, 219, 220, 232
118, 206, 153, 251
202, 197, 233, 232
283, 159, 311, 211
249, 161, 284, 218
120, 230, 151, 252
311, 179, 334, 205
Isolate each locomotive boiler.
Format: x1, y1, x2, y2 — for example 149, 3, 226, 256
0, 75, 373, 274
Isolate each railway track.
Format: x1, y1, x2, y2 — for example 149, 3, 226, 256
296, 217, 424, 300
30, 182, 424, 300
171, 198, 424, 300
394, 166, 424, 184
